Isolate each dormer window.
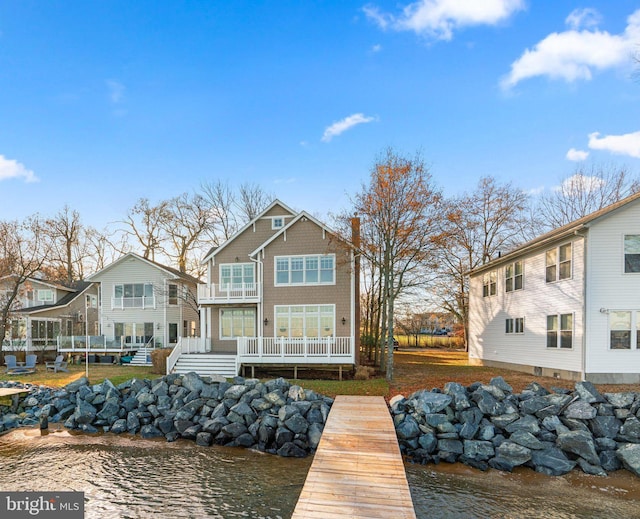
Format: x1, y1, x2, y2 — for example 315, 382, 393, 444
272, 217, 284, 230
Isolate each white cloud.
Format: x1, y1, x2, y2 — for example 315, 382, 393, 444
588, 130, 640, 158
0, 155, 39, 183
372, 44, 382, 53
566, 148, 589, 161
556, 173, 605, 195
364, 0, 525, 41
565, 8, 601, 30
106, 80, 125, 104
321, 113, 376, 142
501, 9, 640, 89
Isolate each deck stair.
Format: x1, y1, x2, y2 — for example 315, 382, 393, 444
172, 353, 238, 378
130, 348, 152, 366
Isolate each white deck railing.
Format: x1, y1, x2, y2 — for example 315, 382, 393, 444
166, 337, 209, 374
237, 336, 354, 364
198, 282, 261, 303
57, 335, 162, 352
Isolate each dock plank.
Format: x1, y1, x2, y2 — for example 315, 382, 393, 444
291, 395, 416, 519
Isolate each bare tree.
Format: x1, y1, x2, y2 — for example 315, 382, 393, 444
0, 216, 50, 346
161, 192, 215, 273
237, 182, 272, 221
537, 164, 640, 230
434, 177, 530, 348
201, 180, 240, 245
350, 148, 442, 381
43, 205, 85, 284
122, 198, 170, 260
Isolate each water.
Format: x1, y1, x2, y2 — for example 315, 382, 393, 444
1, 427, 640, 518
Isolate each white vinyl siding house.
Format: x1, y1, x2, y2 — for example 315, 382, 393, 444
87, 253, 199, 349
469, 191, 640, 384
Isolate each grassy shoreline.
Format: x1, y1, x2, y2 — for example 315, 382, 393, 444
2, 348, 637, 399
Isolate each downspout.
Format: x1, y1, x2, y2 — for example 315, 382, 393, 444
578, 230, 587, 381
250, 251, 263, 356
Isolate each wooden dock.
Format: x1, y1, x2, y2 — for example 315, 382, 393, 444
292, 395, 416, 519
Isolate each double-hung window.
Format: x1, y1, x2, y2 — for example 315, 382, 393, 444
168, 284, 178, 305
275, 255, 335, 286
505, 261, 523, 292
482, 270, 497, 297
624, 235, 640, 273
547, 313, 573, 348
609, 311, 640, 349
546, 243, 572, 282
37, 289, 54, 303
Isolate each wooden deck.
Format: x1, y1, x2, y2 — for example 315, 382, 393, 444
292, 395, 416, 519
0, 388, 31, 412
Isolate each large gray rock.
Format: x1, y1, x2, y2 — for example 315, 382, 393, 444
531, 447, 576, 476
556, 430, 599, 465
495, 441, 532, 466
616, 443, 640, 477
604, 392, 636, 409
564, 401, 597, 420
575, 381, 606, 404
74, 400, 97, 425
408, 390, 452, 415
396, 415, 420, 440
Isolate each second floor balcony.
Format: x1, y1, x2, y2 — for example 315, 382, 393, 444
198, 282, 261, 304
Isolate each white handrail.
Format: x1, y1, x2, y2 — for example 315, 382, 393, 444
166, 339, 184, 374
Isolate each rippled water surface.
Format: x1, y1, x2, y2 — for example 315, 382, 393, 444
2, 427, 640, 518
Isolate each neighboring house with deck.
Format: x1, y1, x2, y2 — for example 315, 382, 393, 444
1, 275, 98, 354
84, 253, 200, 354
468, 191, 640, 384
167, 200, 359, 378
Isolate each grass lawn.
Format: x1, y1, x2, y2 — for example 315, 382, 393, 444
0, 363, 160, 388
2, 349, 637, 399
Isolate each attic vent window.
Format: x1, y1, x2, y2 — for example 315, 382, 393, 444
272, 217, 284, 230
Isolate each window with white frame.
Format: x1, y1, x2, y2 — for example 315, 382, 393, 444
275, 305, 334, 338
609, 310, 640, 349
546, 243, 572, 283
272, 217, 284, 229
547, 313, 573, 348
220, 308, 256, 339
37, 289, 54, 303
219, 264, 255, 290
275, 255, 335, 286
505, 317, 524, 334
624, 235, 640, 273
482, 270, 497, 297
113, 283, 154, 308
168, 284, 178, 305
505, 261, 523, 292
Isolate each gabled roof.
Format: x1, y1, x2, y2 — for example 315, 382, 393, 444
14, 281, 95, 315
201, 199, 298, 263
249, 210, 340, 257
87, 252, 201, 285
471, 190, 640, 276
0, 274, 76, 293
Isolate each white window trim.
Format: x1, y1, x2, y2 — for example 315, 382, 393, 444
546, 312, 573, 349
608, 309, 640, 350
505, 261, 524, 293
482, 270, 497, 298
545, 243, 573, 283
37, 289, 54, 303
272, 216, 285, 230
219, 308, 256, 340
505, 317, 525, 335
274, 254, 336, 286
218, 263, 255, 287
274, 304, 336, 338
623, 235, 640, 274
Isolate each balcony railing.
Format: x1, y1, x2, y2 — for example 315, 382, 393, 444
57, 335, 161, 352
237, 336, 354, 364
111, 296, 155, 309
198, 282, 261, 303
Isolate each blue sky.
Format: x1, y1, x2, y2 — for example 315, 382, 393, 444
1, 0, 640, 228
